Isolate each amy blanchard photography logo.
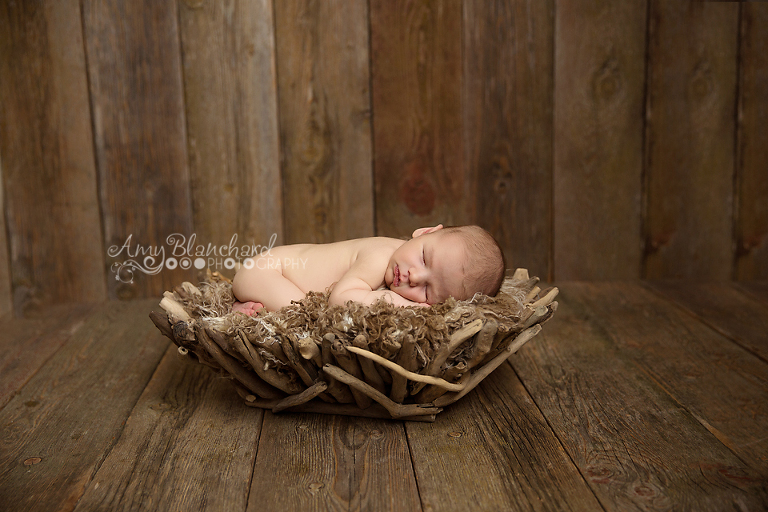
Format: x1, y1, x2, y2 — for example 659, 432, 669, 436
108, 233, 303, 283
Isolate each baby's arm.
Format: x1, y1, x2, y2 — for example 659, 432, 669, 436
232, 264, 305, 312
329, 257, 427, 308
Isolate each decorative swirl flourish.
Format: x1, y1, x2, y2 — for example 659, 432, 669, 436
110, 256, 165, 283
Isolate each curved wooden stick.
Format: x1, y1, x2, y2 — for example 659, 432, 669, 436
196, 325, 284, 400
223, 329, 303, 395
346, 346, 466, 391
322, 364, 441, 418
272, 381, 328, 413
529, 287, 559, 309
411, 318, 483, 395
434, 324, 541, 407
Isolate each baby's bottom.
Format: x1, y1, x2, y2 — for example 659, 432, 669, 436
232, 301, 264, 316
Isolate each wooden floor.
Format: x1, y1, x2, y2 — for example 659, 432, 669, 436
1, 282, 767, 511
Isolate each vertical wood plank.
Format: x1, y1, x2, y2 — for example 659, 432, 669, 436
0, 0, 106, 315
274, 0, 374, 244
464, 0, 554, 280
178, 0, 283, 275
734, 2, 768, 281
371, 0, 464, 237
0, 162, 11, 316
553, 0, 647, 280
82, 0, 194, 299
643, 1, 739, 279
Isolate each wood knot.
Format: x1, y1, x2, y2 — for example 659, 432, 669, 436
400, 161, 435, 216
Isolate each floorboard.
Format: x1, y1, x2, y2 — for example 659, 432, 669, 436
248, 412, 420, 511
406, 362, 602, 512
0, 300, 167, 512
72, 345, 263, 512
511, 284, 768, 510
646, 282, 768, 363
0, 303, 94, 410
566, 284, 768, 469
0, 284, 766, 511
737, 282, 768, 305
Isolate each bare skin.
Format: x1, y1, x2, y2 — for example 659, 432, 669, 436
231, 225, 469, 314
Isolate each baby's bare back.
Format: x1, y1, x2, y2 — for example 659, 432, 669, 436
263, 237, 401, 294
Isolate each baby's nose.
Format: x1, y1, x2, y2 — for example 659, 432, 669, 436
408, 267, 425, 285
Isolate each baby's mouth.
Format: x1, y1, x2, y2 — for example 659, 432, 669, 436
394, 265, 401, 287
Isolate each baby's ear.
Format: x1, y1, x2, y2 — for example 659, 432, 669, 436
412, 224, 444, 238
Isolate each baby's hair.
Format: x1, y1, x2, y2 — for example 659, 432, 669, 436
442, 225, 506, 297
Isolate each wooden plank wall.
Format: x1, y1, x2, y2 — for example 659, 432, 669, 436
0, 0, 765, 316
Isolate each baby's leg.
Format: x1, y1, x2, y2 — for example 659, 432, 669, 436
232, 301, 264, 316
232, 265, 306, 312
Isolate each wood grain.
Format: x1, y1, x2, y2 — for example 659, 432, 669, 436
248, 412, 420, 511
563, 283, 768, 470
0, 0, 106, 315
274, 0, 374, 244
646, 281, 768, 363
737, 282, 768, 306
0, 303, 94, 410
511, 284, 768, 510
178, 0, 283, 277
82, 0, 194, 299
0, 163, 10, 316
73, 346, 263, 512
407, 362, 603, 511
371, 0, 464, 237
464, 0, 554, 280
554, 0, 647, 280
0, 300, 168, 512
734, 2, 768, 280
643, 1, 739, 279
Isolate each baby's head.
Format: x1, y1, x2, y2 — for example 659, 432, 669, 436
385, 224, 506, 305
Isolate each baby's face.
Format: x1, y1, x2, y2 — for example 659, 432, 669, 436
384, 231, 467, 304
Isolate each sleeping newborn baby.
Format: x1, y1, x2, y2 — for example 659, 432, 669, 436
231, 224, 505, 314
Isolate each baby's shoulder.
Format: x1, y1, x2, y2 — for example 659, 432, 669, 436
353, 236, 402, 255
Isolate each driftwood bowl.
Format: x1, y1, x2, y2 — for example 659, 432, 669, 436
150, 268, 558, 422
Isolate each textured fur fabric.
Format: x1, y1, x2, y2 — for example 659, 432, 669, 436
178, 276, 529, 373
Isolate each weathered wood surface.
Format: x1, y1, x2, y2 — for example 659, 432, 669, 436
647, 282, 768, 363
2, 284, 768, 511
407, 362, 602, 511
643, 1, 739, 279
0, 0, 106, 315
554, 0, 646, 280
559, 283, 768, 471
738, 282, 768, 305
73, 346, 263, 512
511, 285, 768, 510
371, 0, 464, 237
464, 0, 554, 280
0, 164, 10, 317
248, 411, 420, 511
178, 0, 283, 268
734, 2, 768, 281
0, 300, 167, 512
275, 0, 374, 244
0, 303, 94, 410
82, 0, 194, 299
